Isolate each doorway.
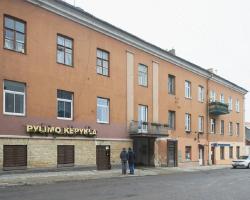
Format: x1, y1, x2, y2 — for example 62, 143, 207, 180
198, 145, 204, 166
96, 145, 111, 170
211, 146, 215, 165
167, 140, 178, 167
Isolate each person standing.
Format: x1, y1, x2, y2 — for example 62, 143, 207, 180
120, 148, 128, 175
128, 147, 136, 174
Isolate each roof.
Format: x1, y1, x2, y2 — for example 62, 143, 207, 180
26, 0, 248, 95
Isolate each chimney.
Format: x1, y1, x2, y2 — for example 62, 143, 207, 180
168, 48, 176, 55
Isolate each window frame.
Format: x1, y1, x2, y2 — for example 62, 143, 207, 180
96, 48, 110, 77
198, 85, 204, 102
185, 113, 191, 132
168, 74, 175, 95
210, 90, 216, 102
220, 120, 224, 135
236, 146, 240, 159
185, 146, 192, 161
228, 97, 233, 111
220, 93, 225, 103
168, 110, 176, 130
56, 34, 74, 67
210, 118, 216, 134
3, 14, 26, 54
185, 80, 191, 99
235, 99, 240, 113
220, 146, 225, 160
229, 122, 233, 136
138, 64, 148, 87
96, 97, 110, 124
229, 146, 233, 159
57, 90, 73, 120
138, 104, 148, 133
198, 116, 204, 133
236, 123, 240, 136
3, 80, 26, 116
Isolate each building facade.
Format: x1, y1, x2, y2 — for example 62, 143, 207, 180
0, 0, 247, 170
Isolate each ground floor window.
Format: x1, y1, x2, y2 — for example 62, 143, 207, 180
236, 146, 240, 159
3, 145, 27, 169
229, 146, 233, 159
57, 145, 75, 166
220, 146, 225, 160
185, 146, 192, 160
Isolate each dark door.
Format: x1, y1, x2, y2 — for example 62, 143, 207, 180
3, 145, 27, 170
57, 145, 75, 167
96, 145, 111, 170
211, 146, 215, 165
167, 140, 178, 167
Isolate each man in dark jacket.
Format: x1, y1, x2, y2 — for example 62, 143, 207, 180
128, 147, 136, 174
120, 148, 128, 175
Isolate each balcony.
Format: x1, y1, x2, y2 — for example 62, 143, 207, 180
128, 121, 169, 137
209, 101, 229, 115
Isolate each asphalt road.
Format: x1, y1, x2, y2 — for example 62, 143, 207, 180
0, 168, 250, 200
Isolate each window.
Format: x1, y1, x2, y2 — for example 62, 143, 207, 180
4, 15, 26, 53
220, 146, 225, 160
57, 35, 73, 66
236, 99, 240, 113
210, 118, 216, 134
210, 90, 216, 102
185, 81, 191, 98
168, 75, 175, 95
220, 120, 224, 135
96, 49, 109, 76
168, 111, 175, 129
97, 97, 110, 123
3, 80, 25, 116
198, 116, 204, 133
236, 123, 240, 136
198, 86, 204, 102
185, 113, 191, 132
236, 146, 240, 159
229, 146, 233, 159
220, 93, 224, 103
138, 105, 148, 132
229, 122, 233, 136
138, 64, 148, 86
57, 90, 73, 120
228, 97, 233, 111
185, 146, 192, 160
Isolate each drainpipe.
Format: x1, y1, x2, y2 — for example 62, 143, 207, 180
207, 72, 213, 165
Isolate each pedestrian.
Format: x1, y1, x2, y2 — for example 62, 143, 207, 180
128, 147, 135, 174
120, 147, 128, 175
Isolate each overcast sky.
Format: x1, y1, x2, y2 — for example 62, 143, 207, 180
64, 0, 250, 122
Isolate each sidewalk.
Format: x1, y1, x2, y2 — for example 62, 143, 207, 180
0, 165, 231, 187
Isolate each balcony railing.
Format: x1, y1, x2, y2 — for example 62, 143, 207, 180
128, 121, 169, 136
209, 101, 229, 115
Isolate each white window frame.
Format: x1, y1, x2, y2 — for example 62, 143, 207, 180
210, 90, 216, 102
3, 89, 25, 116
185, 81, 191, 98
236, 99, 240, 113
220, 93, 224, 103
57, 92, 73, 120
97, 97, 110, 124
198, 116, 204, 133
138, 105, 148, 133
185, 113, 191, 132
138, 64, 148, 87
198, 86, 204, 102
210, 118, 216, 134
228, 97, 233, 111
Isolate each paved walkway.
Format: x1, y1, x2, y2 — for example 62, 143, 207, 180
0, 165, 231, 187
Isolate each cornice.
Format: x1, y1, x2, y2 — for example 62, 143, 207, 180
26, 0, 248, 95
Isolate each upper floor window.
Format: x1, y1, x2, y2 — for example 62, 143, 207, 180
3, 80, 25, 116
138, 105, 148, 132
96, 49, 109, 76
185, 113, 191, 132
228, 97, 233, 111
57, 35, 73, 66
168, 75, 175, 95
220, 93, 225, 103
236, 99, 240, 113
236, 123, 240, 136
97, 97, 110, 124
168, 110, 176, 129
210, 118, 216, 134
229, 122, 233, 136
185, 81, 191, 98
220, 120, 224, 135
210, 90, 216, 102
4, 15, 26, 53
57, 90, 73, 120
198, 116, 204, 133
138, 64, 148, 86
198, 86, 204, 102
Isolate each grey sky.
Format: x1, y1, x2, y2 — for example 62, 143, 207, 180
64, 0, 250, 122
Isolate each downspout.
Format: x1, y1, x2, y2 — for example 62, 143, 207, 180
207, 72, 213, 165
